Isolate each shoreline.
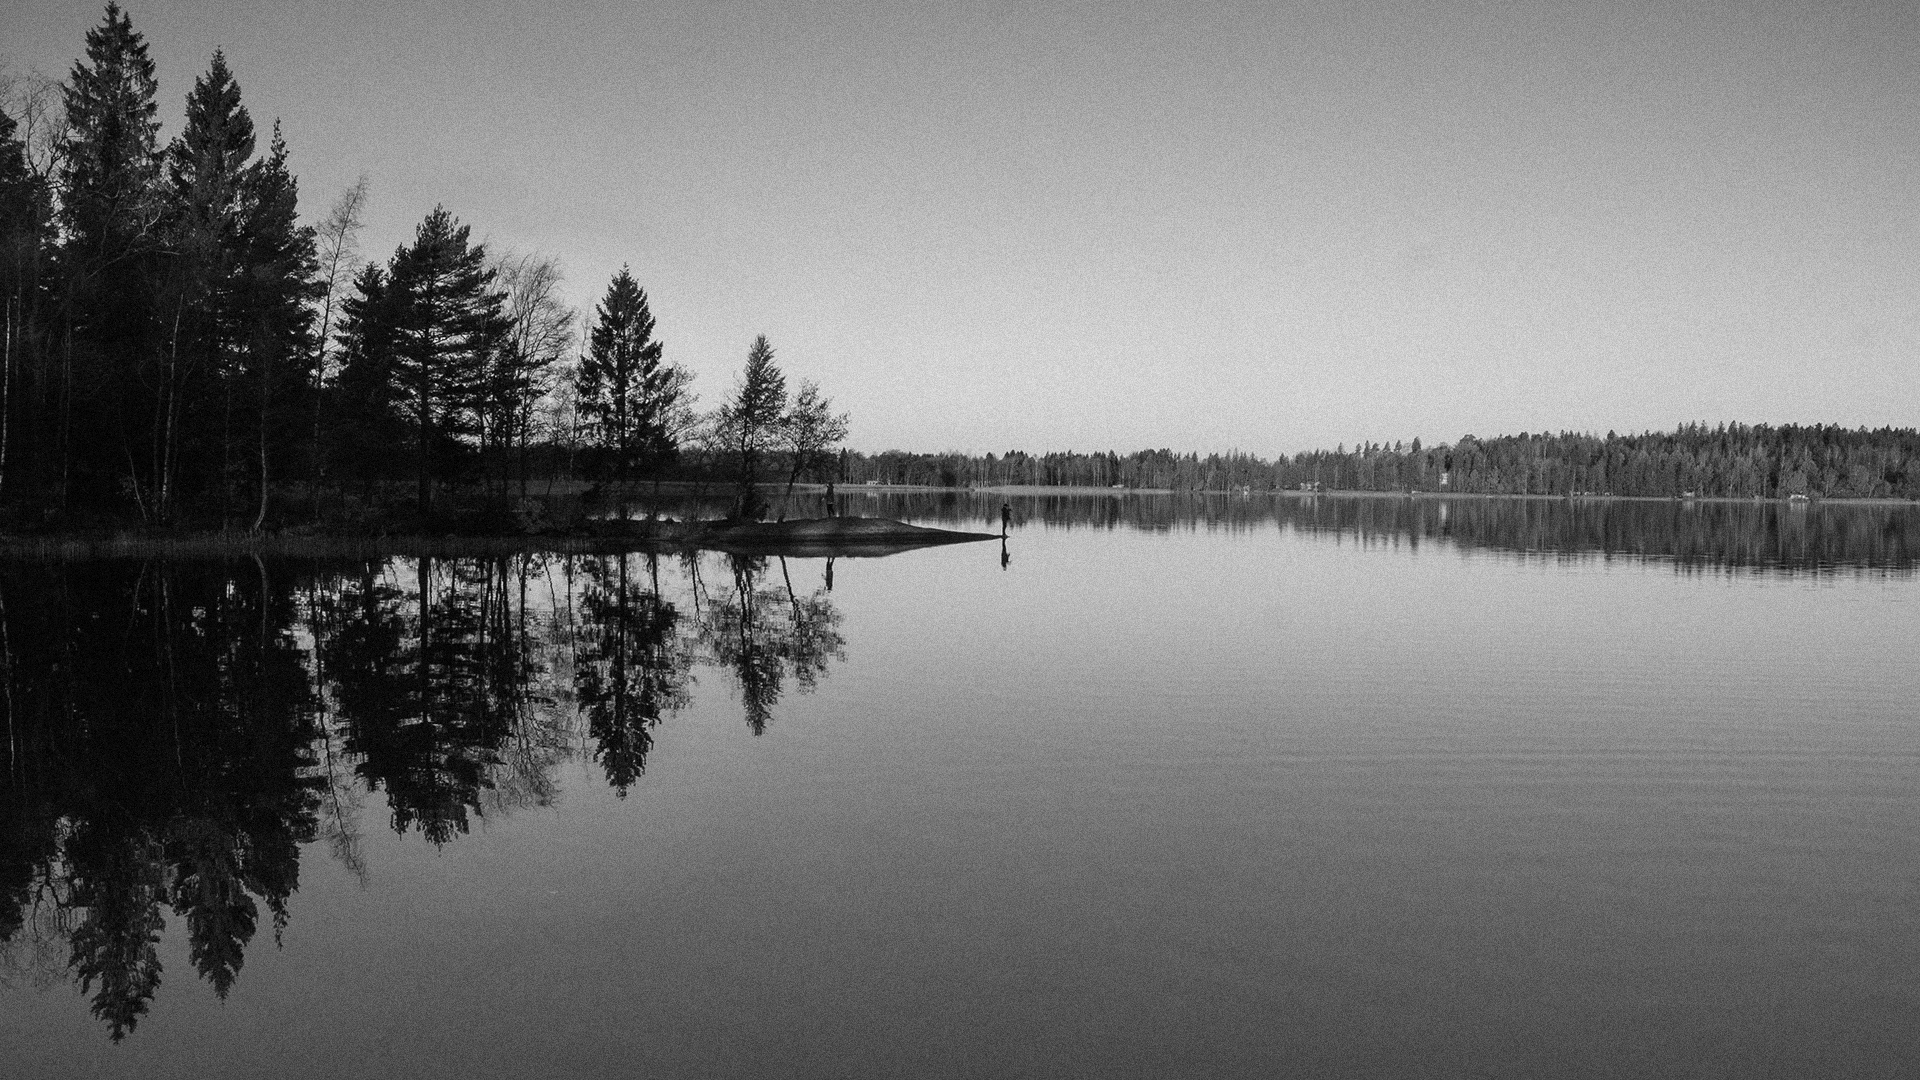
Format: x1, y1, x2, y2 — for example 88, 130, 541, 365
2, 489, 1914, 558
0, 514, 1000, 561
830, 483, 1920, 506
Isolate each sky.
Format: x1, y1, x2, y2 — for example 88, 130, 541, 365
6, 0, 1918, 455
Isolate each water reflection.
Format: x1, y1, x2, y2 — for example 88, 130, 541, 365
0, 551, 843, 1039
0, 561, 320, 1039
871, 490, 1920, 573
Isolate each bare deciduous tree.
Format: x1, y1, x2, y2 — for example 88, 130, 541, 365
780, 380, 849, 505
490, 251, 574, 496
309, 175, 368, 509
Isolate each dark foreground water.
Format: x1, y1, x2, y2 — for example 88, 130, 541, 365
3, 494, 1917, 1078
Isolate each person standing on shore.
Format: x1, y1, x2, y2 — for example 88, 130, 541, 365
1001, 502, 1012, 537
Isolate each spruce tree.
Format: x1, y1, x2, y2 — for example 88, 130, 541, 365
721, 334, 785, 518
60, 3, 161, 263
157, 50, 258, 522
578, 266, 686, 493
237, 125, 319, 530
58, 2, 163, 511
329, 262, 409, 490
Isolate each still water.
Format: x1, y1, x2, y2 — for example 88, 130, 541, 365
3, 494, 1917, 1077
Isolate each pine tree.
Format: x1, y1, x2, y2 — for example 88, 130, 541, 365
385, 206, 506, 514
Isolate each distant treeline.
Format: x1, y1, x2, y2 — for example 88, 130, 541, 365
6, 9, 1914, 534
838, 490, 1920, 574
833, 424, 1920, 500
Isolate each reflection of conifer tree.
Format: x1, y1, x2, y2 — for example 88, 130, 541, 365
575, 553, 690, 794
0, 561, 319, 1040
337, 558, 491, 844
324, 557, 551, 843
65, 826, 166, 1039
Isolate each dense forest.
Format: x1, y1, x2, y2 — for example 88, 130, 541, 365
833, 423, 1920, 500
3, 8, 1914, 537
0, 6, 846, 530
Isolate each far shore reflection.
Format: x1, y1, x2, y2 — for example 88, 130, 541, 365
4, 492, 1913, 1039
856, 490, 1920, 573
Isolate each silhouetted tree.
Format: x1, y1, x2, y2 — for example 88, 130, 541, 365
385, 207, 506, 514
57, 2, 164, 512
489, 252, 572, 496
575, 553, 689, 794
307, 175, 368, 505
236, 124, 319, 530
779, 379, 848, 505
577, 266, 688, 498
715, 334, 785, 519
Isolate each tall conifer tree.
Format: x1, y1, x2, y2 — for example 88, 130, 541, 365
60, 3, 160, 264
386, 206, 506, 514
155, 49, 257, 521
720, 334, 785, 518
578, 266, 686, 492
237, 125, 318, 529
58, 2, 163, 511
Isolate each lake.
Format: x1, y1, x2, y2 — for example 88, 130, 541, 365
3, 493, 1917, 1078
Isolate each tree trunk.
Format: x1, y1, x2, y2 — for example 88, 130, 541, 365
253, 346, 271, 533
417, 374, 433, 516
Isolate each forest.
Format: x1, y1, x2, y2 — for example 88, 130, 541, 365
0, 6, 846, 531
4, 7, 1915, 539
832, 423, 1920, 500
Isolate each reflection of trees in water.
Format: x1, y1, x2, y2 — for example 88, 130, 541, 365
697, 554, 845, 735
0, 549, 845, 1037
575, 553, 690, 795
0, 562, 320, 1039
317, 557, 549, 844
878, 490, 1920, 572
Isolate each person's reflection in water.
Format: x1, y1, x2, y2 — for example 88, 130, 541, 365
1000, 536, 1010, 570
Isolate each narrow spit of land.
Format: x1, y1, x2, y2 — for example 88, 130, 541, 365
0, 515, 1000, 561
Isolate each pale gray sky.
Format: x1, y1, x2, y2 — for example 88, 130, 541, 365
8, 0, 1918, 454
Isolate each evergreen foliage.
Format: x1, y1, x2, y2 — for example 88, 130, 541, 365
381, 206, 507, 513
5, 4, 1913, 531
829, 424, 1920, 500
577, 265, 686, 488
715, 334, 786, 517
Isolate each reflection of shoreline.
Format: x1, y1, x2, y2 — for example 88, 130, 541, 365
0, 551, 845, 1040
869, 491, 1920, 574
802, 481, 1920, 506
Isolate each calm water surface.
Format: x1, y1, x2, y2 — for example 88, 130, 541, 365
3, 495, 1917, 1077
